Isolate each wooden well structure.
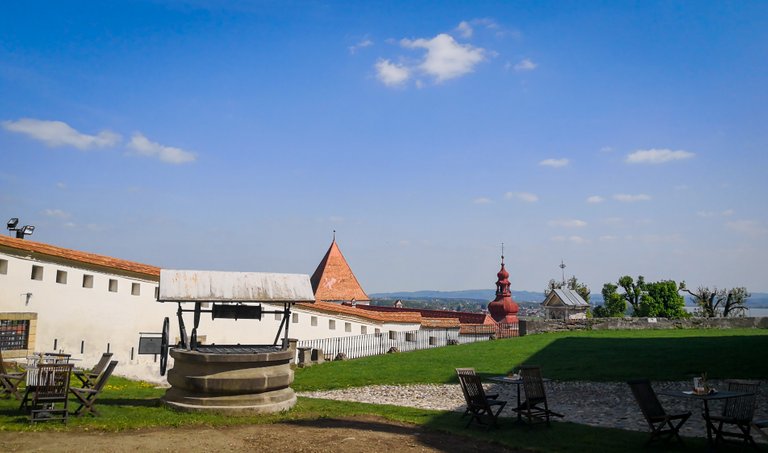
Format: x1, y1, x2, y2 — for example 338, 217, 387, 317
155, 269, 314, 414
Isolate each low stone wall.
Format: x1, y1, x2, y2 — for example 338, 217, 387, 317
520, 316, 768, 335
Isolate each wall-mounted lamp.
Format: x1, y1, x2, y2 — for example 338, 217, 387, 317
22, 292, 32, 305
7, 217, 34, 239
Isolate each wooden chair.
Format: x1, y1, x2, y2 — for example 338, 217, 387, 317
29, 363, 73, 423
456, 369, 506, 428
74, 352, 113, 388
627, 378, 691, 445
0, 348, 27, 401
515, 365, 563, 425
706, 379, 760, 448
455, 368, 499, 418
70, 360, 118, 416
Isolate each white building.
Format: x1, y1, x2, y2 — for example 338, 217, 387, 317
0, 235, 431, 382
541, 288, 590, 320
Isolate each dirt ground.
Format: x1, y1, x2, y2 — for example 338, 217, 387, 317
0, 416, 516, 452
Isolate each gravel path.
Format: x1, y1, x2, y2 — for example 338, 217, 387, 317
300, 380, 768, 440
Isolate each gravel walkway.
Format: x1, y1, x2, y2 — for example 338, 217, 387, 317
299, 380, 768, 440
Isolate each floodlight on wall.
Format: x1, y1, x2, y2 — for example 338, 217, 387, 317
7, 217, 35, 239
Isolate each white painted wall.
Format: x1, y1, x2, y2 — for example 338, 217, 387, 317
1, 251, 422, 383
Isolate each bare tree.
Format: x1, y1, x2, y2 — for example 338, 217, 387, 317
679, 282, 750, 317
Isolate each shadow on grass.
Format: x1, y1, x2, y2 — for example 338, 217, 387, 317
518, 335, 768, 381
97, 397, 162, 408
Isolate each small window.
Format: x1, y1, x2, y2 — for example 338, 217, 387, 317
329, 319, 336, 330
0, 259, 8, 275
375, 328, 381, 335
361, 326, 367, 335
108, 279, 118, 292
56, 270, 68, 284
274, 313, 281, 321
345, 322, 352, 332
83, 274, 94, 288
311, 316, 317, 326
389, 330, 397, 340
31, 265, 44, 281
154, 286, 159, 299
292, 313, 299, 323
131, 283, 141, 296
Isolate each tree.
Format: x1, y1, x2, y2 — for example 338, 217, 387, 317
617, 275, 645, 313
680, 282, 750, 318
635, 280, 688, 318
545, 275, 591, 304
593, 283, 626, 317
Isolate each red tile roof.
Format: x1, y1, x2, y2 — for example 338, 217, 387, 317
421, 317, 461, 328
295, 301, 422, 323
310, 239, 370, 303
356, 304, 494, 325
0, 235, 160, 279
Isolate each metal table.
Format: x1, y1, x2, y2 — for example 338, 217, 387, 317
658, 389, 754, 448
488, 375, 551, 423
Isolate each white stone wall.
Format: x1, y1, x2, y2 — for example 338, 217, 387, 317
0, 250, 421, 383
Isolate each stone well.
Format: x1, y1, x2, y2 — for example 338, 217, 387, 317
162, 345, 296, 414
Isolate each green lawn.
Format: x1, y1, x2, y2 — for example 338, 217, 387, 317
293, 328, 768, 390
1, 328, 766, 452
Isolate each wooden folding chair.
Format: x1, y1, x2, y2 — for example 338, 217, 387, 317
70, 360, 117, 416
30, 363, 73, 423
706, 379, 760, 448
627, 378, 691, 445
74, 352, 113, 388
456, 370, 506, 428
515, 365, 563, 425
0, 348, 27, 401
455, 368, 499, 418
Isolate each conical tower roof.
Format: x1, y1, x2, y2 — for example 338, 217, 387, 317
310, 237, 370, 303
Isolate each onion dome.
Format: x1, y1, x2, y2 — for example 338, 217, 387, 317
487, 255, 519, 324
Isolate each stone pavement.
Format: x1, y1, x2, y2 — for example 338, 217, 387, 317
299, 380, 768, 440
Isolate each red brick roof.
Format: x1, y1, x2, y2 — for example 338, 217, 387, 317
0, 235, 160, 279
356, 304, 494, 325
310, 239, 370, 303
421, 317, 461, 328
295, 301, 421, 323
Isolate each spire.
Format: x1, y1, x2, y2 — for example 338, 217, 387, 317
487, 245, 519, 324
310, 237, 370, 304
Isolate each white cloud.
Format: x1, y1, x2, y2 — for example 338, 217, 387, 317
599, 235, 617, 241
551, 235, 588, 244
726, 220, 768, 236
548, 219, 587, 228
586, 195, 605, 204
600, 146, 614, 153
697, 209, 734, 218
127, 133, 196, 164
613, 193, 651, 202
401, 33, 486, 82
504, 192, 539, 203
375, 59, 410, 86
456, 21, 473, 38
349, 39, 373, 54
2, 118, 120, 150
473, 197, 492, 204
43, 208, 70, 219
513, 58, 537, 72
626, 148, 695, 164
539, 158, 568, 168
56, 182, 67, 189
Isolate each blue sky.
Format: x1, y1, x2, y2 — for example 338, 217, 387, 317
2, 1, 767, 294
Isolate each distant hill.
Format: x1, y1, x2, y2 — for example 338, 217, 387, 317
371, 290, 768, 308
370, 289, 545, 303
